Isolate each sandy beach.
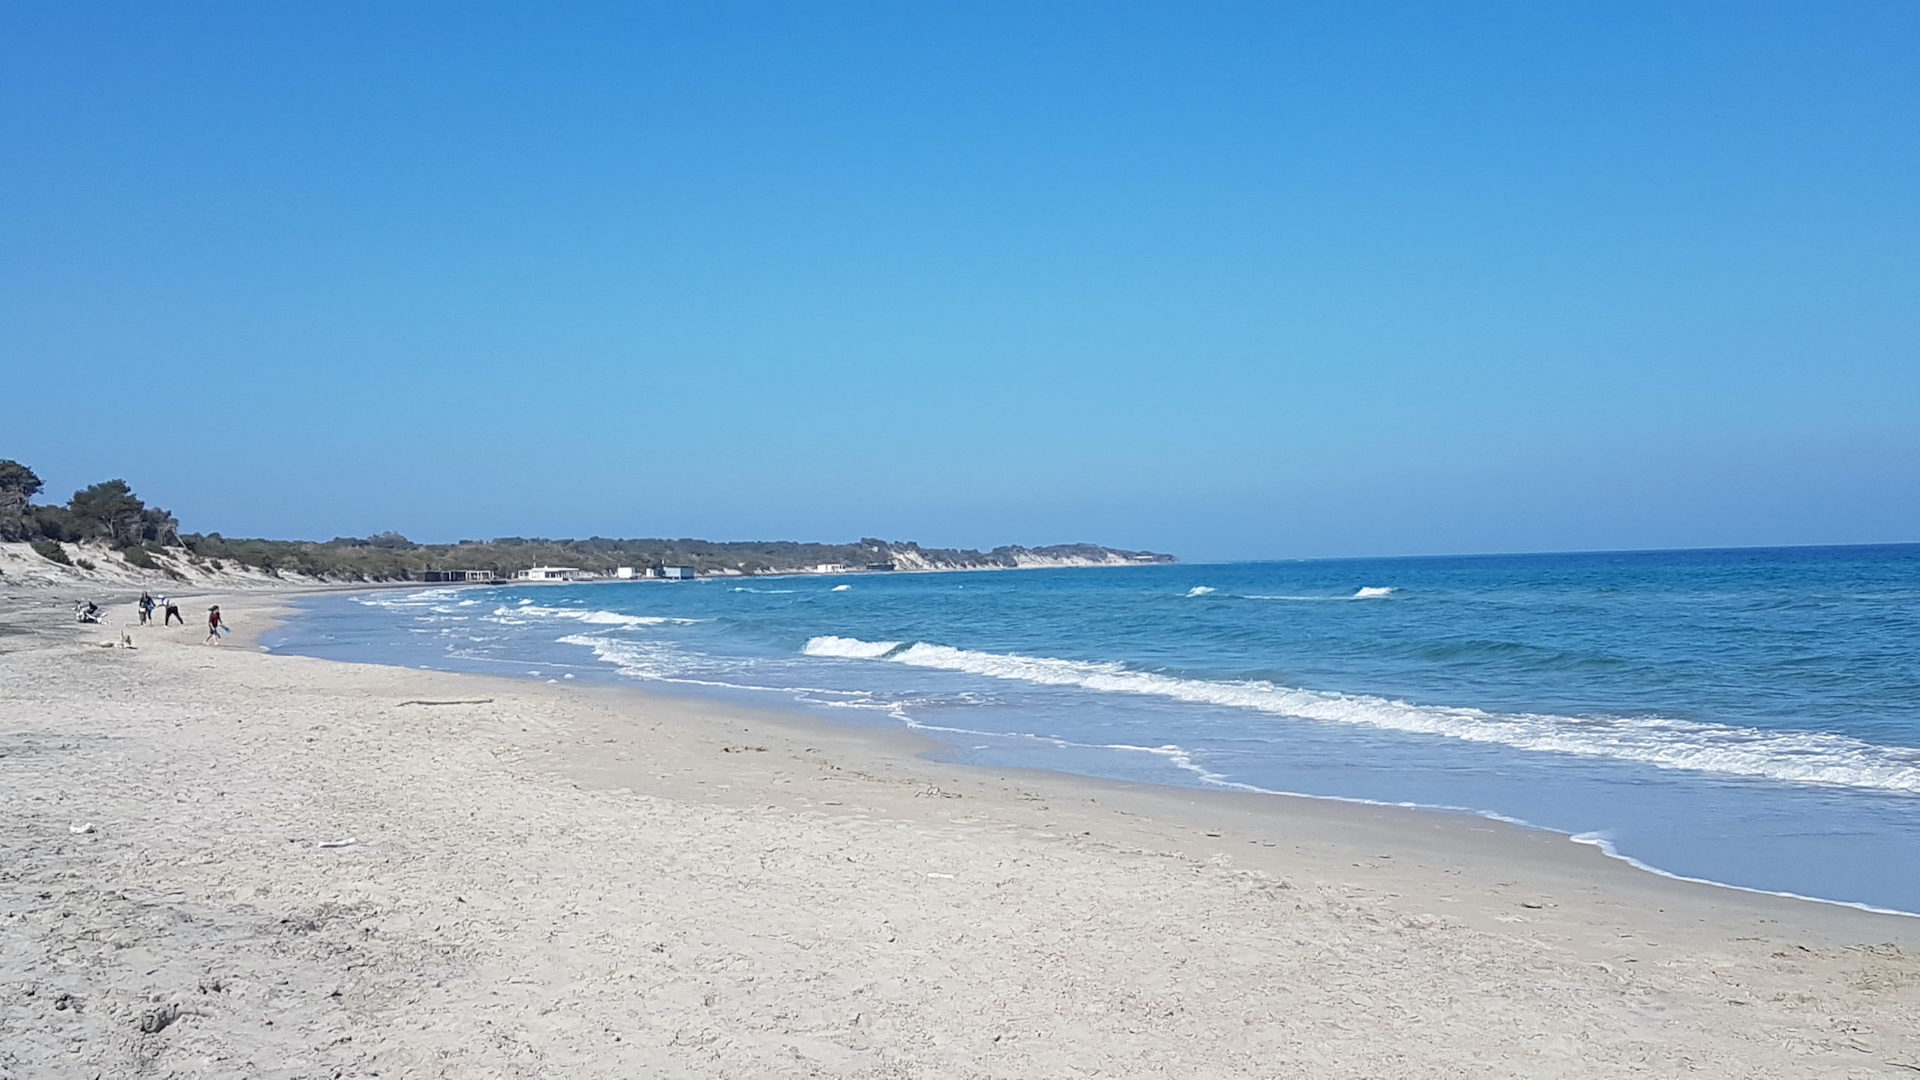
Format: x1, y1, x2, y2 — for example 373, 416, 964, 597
4, 588, 1919, 1078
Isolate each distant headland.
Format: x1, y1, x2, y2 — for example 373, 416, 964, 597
0, 459, 1173, 585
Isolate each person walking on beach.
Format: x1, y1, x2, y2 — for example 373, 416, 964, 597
205, 605, 224, 645
138, 592, 154, 625
163, 597, 183, 626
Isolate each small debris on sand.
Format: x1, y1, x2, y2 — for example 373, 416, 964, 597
137, 1003, 181, 1034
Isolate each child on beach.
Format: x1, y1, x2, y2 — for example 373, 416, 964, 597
205, 605, 224, 644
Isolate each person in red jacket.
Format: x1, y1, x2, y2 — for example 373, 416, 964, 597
205, 605, 224, 645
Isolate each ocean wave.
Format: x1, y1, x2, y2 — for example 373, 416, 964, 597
500, 604, 700, 627
733, 587, 797, 594
1184, 586, 1217, 597
352, 587, 463, 610
802, 635, 903, 659
559, 634, 879, 700
1235, 591, 1393, 602
831, 584, 852, 592
797, 636, 1920, 793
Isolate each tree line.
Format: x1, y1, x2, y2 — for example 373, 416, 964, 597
0, 460, 181, 548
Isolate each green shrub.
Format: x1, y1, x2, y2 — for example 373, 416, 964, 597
30, 539, 70, 565
74, 558, 95, 570
121, 545, 157, 569
27, 505, 79, 542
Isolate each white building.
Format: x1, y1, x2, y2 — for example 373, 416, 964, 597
614, 566, 637, 579
659, 566, 695, 580
812, 563, 846, 574
516, 566, 582, 582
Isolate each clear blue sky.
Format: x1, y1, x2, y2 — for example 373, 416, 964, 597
4, 2, 1915, 561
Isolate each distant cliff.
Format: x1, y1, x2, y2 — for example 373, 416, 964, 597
881, 541, 1174, 571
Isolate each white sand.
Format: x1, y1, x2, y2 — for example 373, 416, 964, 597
3, 590, 1918, 1078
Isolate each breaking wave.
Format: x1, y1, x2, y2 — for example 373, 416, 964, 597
503, 604, 701, 627
559, 634, 885, 702
797, 636, 1920, 793
352, 587, 462, 610
1229, 589, 1397, 602
802, 635, 904, 659
1184, 586, 1217, 597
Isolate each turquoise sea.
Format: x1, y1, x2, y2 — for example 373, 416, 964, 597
267, 544, 1920, 914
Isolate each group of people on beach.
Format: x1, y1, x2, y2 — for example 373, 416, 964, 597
135, 592, 185, 627
125, 592, 226, 643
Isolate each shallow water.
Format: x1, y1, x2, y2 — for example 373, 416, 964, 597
267, 544, 1920, 913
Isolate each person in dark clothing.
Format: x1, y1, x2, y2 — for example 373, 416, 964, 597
163, 598, 183, 626
138, 592, 154, 625
205, 605, 224, 645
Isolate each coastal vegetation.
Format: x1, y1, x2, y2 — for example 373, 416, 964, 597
174, 534, 1169, 579
1, 462, 182, 549
0, 458, 1172, 580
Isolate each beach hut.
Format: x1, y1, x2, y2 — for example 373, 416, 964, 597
422, 569, 502, 583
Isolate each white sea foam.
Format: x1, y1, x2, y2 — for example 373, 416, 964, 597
1185, 586, 1217, 597
733, 587, 797, 594
1236, 592, 1390, 602
1570, 832, 1920, 918
560, 634, 879, 701
802, 635, 904, 659
797, 636, 1920, 793
352, 587, 462, 610
499, 604, 700, 627
831, 584, 852, 592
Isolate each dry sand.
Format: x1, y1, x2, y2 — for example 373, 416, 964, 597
3, 590, 1919, 1078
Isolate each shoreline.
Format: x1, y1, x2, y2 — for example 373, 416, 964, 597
218, 588, 1920, 940
6, 587, 1918, 1076
274, 584, 1920, 926
266, 588, 1920, 940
